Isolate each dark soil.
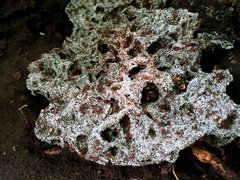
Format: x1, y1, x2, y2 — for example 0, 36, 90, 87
1, 0, 240, 179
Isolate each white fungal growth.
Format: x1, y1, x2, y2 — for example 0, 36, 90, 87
27, 0, 240, 166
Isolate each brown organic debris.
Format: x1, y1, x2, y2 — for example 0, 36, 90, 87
191, 145, 238, 180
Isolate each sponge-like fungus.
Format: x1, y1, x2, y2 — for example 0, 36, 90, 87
27, 0, 240, 166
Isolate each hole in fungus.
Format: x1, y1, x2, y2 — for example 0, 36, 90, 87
127, 16, 136, 22
127, 40, 142, 57
90, 60, 99, 64
172, 74, 192, 93
120, 115, 130, 134
98, 42, 109, 54
128, 65, 146, 79
109, 6, 120, 17
147, 37, 168, 54
154, 61, 170, 71
142, 0, 153, 8
42, 68, 56, 77
119, 115, 131, 142
58, 52, 66, 59
179, 103, 194, 116
168, 31, 178, 41
159, 103, 171, 112
90, 17, 97, 23
145, 111, 153, 119
80, 147, 88, 157
109, 98, 120, 114
28, 93, 50, 110
181, 22, 188, 30
96, 70, 107, 79
165, 0, 172, 8
157, 66, 170, 71
107, 146, 118, 156
51, 140, 61, 144
76, 134, 88, 142
124, 36, 134, 48
226, 81, 240, 104
141, 83, 159, 105
88, 73, 94, 83
112, 128, 120, 137
38, 62, 45, 71
129, 0, 141, 8
96, 80, 105, 92
107, 56, 121, 63
54, 129, 62, 136
219, 112, 237, 129
200, 48, 229, 73
96, 6, 105, 13
69, 63, 82, 76
123, 7, 136, 22
101, 128, 117, 142
148, 128, 156, 138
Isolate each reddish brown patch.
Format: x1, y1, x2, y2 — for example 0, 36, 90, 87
172, 12, 178, 20
105, 152, 112, 157
126, 133, 132, 139
56, 118, 61, 123
92, 107, 104, 114
72, 92, 78, 97
80, 148, 88, 158
168, 31, 177, 36
111, 85, 121, 91
76, 134, 88, 141
125, 154, 135, 161
113, 41, 121, 49
216, 74, 225, 82
82, 84, 90, 93
175, 131, 183, 135
96, 81, 105, 92
184, 41, 192, 47
44, 147, 62, 155
140, 31, 151, 36
214, 116, 221, 122
54, 129, 61, 136
190, 47, 199, 52
55, 107, 60, 114
89, 155, 99, 161
141, 76, 149, 81
208, 100, 214, 107
114, 128, 121, 133
79, 104, 87, 112
161, 129, 170, 134
95, 140, 101, 146
95, 147, 102, 151
209, 110, 217, 115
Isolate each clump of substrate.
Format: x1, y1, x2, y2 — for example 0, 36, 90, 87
26, 0, 240, 166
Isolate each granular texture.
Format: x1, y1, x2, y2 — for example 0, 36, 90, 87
27, 0, 240, 166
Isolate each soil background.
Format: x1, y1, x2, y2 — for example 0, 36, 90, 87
1, 0, 240, 179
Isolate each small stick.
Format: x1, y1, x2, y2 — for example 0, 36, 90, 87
18, 104, 29, 123
18, 104, 28, 115
191, 145, 238, 180
172, 164, 179, 180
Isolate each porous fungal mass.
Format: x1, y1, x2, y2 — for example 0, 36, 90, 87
27, 0, 240, 166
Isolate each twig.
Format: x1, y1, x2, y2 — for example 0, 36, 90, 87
172, 164, 179, 180
18, 104, 28, 116
18, 104, 29, 123
191, 145, 238, 180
